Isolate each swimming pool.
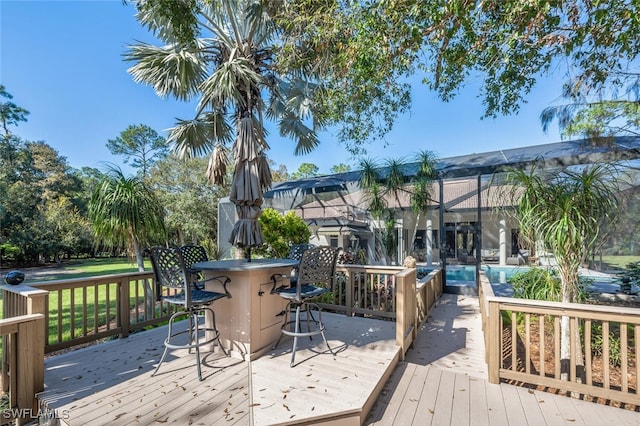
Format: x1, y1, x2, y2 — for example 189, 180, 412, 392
418, 265, 621, 296
419, 265, 527, 284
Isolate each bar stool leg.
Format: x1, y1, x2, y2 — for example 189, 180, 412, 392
290, 304, 303, 367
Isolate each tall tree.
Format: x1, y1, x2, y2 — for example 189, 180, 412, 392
506, 164, 620, 382
88, 165, 165, 270
358, 157, 412, 265
106, 124, 169, 179
125, 0, 327, 256
267, 1, 415, 154
291, 162, 320, 180
273, 1, 640, 143
409, 150, 438, 253
270, 161, 290, 183
125, 1, 324, 181
88, 166, 165, 318
330, 163, 352, 174
0, 138, 91, 263
147, 154, 228, 247
0, 85, 29, 138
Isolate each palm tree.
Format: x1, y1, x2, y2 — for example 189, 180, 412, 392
359, 157, 415, 265
507, 163, 620, 382
409, 150, 438, 257
125, 0, 323, 255
88, 166, 166, 318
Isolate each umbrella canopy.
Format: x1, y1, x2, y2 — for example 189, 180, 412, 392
229, 116, 272, 259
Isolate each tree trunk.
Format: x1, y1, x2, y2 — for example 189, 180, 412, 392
559, 266, 585, 386
410, 212, 421, 255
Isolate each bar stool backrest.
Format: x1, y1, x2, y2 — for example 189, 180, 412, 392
149, 246, 189, 302
297, 246, 339, 291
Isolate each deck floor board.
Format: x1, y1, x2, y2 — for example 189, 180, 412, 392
364, 293, 640, 426
38, 293, 640, 425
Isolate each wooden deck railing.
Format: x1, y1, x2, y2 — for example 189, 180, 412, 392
0, 264, 442, 414
2, 272, 177, 354
479, 270, 640, 407
0, 313, 45, 425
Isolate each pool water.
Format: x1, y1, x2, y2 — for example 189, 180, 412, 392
420, 265, 526, 284
418, 265, 621, 297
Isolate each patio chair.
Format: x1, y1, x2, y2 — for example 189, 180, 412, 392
270, 246, 339, 367
149, 246, 231, 381
287, 243, 316, 287
178, 245, 209, 290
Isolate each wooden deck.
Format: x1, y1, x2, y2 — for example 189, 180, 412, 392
38, 313, 399, 425
37, 294, 640, 425
365, 294, 640, 425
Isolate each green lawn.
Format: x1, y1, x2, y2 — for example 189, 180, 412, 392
598, 255, 640, 271
25, 257, 152, 281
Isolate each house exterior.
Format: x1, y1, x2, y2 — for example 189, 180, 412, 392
218, 137, 640, 268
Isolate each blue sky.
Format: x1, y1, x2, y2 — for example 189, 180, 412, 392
2, 0, 565, 176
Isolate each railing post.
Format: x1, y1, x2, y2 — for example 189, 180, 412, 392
0, 313, 45, 422
396, 273, 406, 359
345, 269, 353, 317
119, 277, 130, 338
487, 299, 500, 384
17, 314, 45, 412
395, 268, 417, 358
2, 286, 48, 395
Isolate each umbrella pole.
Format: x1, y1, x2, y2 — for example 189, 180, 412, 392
246, 247, 252, 262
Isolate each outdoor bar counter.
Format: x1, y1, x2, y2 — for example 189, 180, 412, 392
192, 258, 297, 361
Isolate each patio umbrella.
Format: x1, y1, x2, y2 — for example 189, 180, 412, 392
228, 115, 271, 261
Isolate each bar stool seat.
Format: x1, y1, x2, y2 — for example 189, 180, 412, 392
271, 246, 339, 367
149, 246, 231, 380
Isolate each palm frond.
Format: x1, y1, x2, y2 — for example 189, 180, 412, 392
383, 158, 408, 192
125, 41, 208, 100
414, 150, 438, 179
359, 157, 381, 189
278, 114, 319, 155
206, 143, 230, 185
284, 78, 318, 120
88, 164, 165, 248
168, 117, 229, 158
199, 57, 262, 110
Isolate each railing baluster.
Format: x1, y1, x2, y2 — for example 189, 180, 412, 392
70, 287, 76, 339
82, 286, 88, 337
539, 315, 545, 378
525, 313, 531, 375
554, 316, 560, 379
585, 319, 592, 385
621, 322, 628, 393
57, 290, 63, 344
603, 321, 610, 389
94, 284, 99, 334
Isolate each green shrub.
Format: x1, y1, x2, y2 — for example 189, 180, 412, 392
619, 261, 640, 292
508, 267, 590, 302
590, 323, 625, 367
255, 208, 312, 258
509, 267, 562, 301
